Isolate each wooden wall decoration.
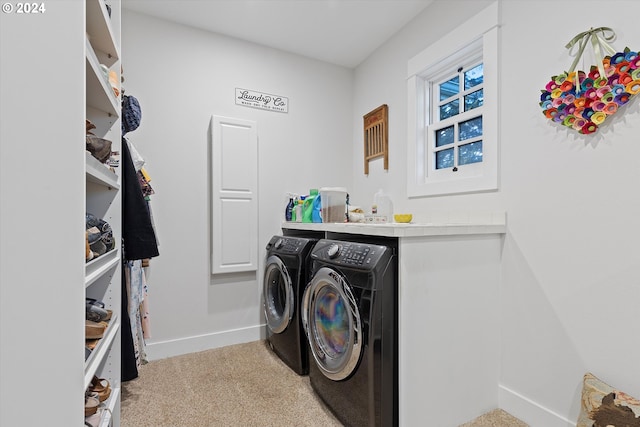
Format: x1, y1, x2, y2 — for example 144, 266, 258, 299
363, 104, 388, 174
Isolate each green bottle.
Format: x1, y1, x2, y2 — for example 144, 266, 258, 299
302, 189, 318, 223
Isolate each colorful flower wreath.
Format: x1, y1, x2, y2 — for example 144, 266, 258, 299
540, 27, 639, 134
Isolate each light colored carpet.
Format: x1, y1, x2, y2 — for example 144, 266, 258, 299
121, 340, 527, 427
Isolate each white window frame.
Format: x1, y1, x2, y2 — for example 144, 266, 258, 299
407, 2, 499, 197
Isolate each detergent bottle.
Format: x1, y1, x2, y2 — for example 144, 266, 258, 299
302, 189, 318, 223
312, 194, 322, 223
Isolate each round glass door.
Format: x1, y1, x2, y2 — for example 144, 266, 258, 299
263, 255, 294, 334
303, 267, 362, 381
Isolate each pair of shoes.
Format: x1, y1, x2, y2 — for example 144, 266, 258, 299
85, 320, 106, 340
86, 298, 112, 322
84, 393, 100, 417
88, 376, 111, 402
86, 214, 115, 258
86, 213, 111, 234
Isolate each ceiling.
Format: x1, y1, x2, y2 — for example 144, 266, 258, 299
122, 0, 434, 68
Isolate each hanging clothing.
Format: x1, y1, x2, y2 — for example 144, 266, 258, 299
141, 264, 151, 340
121, 265, 138, 382
125, 260, 147, 368
122, 137, 159, 261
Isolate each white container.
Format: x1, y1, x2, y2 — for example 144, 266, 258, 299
319, 187, 347, 223
373, 189, 393, 222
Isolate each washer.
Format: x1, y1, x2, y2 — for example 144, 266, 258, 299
263, 235, 317, 375
302, 239, 397, 427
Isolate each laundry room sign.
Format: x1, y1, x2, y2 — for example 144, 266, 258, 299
235, 88, 289, 113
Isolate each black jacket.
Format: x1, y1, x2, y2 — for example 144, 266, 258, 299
121, 138, 159, 260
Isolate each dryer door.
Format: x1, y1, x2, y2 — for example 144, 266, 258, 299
263, 255, 294, 334
302, 266, 362, 381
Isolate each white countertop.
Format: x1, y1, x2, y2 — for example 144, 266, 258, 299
282, 211, 506, 237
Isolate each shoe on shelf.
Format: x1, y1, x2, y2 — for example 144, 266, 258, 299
86, 214, 114, 256
86, 298, 113, 321
86, 339, 100, 351
85, 320, 106, 340
89, 376, 112, 402
86, 135, 112, 164
86, 213, 111, 234
86, 303, 110, 323
84, 394, 100, 417
87, 227, 107, 257
85, 231, 94, 262
86, 119, 96, 135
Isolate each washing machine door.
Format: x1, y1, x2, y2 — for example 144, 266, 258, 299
264, 255, 294, 334
302, 266, 362, 381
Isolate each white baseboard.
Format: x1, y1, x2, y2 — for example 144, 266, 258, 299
144, 324, 266, 361
499, 384, 576, 427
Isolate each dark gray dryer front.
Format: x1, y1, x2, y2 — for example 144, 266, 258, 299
303, 239, 398, 427
263, 235, 317, 375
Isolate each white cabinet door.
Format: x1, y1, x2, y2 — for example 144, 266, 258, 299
210, 115, 258, 274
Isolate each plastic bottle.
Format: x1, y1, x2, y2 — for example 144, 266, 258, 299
291, 197, 298, 222
374, 189, 393, 222
294, 198, 303, 223
285, 197, 294, 221
302, 189, 318, 223
312, 194, 322, 223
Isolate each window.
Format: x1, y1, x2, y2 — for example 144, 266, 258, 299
407, 2, 499, 197
431, 61, 484, 171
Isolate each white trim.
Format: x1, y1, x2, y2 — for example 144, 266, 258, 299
407, 2, 499, 78
499, 384, 577, 427
144, 324, 265, 361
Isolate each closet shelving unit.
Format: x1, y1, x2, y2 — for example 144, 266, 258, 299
85, 0, 122, 426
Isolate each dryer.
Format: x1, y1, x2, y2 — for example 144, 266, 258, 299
302, 239, 398, 427
263, 235, 317, 375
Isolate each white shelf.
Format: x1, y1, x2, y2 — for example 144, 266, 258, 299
84, 314, 120, 390
86, 0, 120, 66
99, 386, 121, 427
86, 151, 119, 189
86, 38, 119, 117
85, 1, 122, 424
85, 249, 120, 288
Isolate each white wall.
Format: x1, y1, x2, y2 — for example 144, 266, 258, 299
121, 10, 353, 358
1, 3, 86, 423
353, 0, 640, 425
